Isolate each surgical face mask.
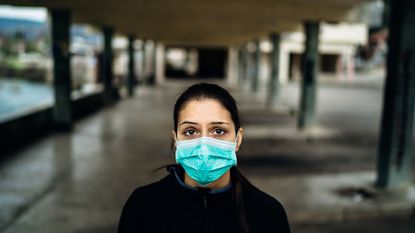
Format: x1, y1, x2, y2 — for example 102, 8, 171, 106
175, 135, 238, 186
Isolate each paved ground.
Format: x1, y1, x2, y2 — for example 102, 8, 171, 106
293, 217, 415, 233
0, 78, 414, 233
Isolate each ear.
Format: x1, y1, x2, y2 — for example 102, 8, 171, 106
171, 130, 177, 141
171, 130, 177, 150
235, 127, 244, 152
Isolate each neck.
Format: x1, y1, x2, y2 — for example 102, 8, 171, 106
184, 171, 231, 190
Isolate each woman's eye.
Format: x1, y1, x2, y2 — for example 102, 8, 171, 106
213, 129, 226, 135
184, 129, 196, 136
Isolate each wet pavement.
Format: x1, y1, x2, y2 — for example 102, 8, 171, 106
0, 79, 414, 233
293, 217, 415, 233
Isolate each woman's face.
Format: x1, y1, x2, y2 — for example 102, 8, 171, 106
175, 98, 243, 150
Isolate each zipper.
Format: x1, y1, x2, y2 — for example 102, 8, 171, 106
197, 188, 210, 233
202, 196, 208, 233
203, 196, 208, 209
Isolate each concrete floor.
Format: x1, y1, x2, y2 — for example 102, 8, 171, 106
0, 79, 414, 233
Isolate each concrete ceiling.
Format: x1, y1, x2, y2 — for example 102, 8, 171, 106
0, 0, 371, 46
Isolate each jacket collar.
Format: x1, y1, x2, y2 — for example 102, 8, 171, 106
168, 165, 232, 193
164, 165, 235, 211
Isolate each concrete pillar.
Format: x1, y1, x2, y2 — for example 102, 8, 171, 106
237, 46, 245, 87
298, 21, 320, 130
242, 45, 250, 90
226, 46, 238, 87
50, 9, 72, 130
279, 44, 290, 84
102, 26, 115, 104
142, 40, 148, 81
150, 41, 157, 85
267, 33, 281, 107
140, 41, 144, 80
251, 39, 260, 93
376, 0, 415, 188
127, 34, 136, 97
155, 43, 165, 85
242, 44, 252, 91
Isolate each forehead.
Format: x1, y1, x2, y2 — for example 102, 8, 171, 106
178, 99, 232, 123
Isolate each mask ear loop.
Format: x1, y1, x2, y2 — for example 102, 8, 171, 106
172, 131, 178, 146
234, 132, 239, 143
234, 132, 240, 153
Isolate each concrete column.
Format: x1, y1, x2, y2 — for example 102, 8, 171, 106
376, 0, 415, 188
50, 9, 72, 130
298, 21, 320, 130
150, 41, 157, 85
155, 43, 165, 85
251, 39, 261, 93
242, 45, 252, 91
267, 33, 281, 107
137, 40, 142, 82
279, 45, 290, 84
102, 26, 115, 104
242, 45, 250, 90
226, 46, 238, 87
127, 34, 136, 97
142, 40, 148, 81
237, 46, 245, 87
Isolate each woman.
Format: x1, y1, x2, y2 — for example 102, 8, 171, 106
118, 83, 290, 233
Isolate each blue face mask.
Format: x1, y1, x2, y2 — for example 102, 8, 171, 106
175, 135, 238, 186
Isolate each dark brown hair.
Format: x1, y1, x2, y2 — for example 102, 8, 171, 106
173, 83, 250, 233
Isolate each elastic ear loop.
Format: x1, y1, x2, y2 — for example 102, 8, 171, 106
234, 132, 240, 152
173, 131, 178, 146
234, 132, 239, 143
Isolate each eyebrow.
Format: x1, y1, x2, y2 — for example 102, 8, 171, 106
179, 121, 198, 126
179, 121, 230, 126
210, 121, 230, 125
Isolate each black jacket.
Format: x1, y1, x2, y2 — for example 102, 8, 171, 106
118, 165, 290, 233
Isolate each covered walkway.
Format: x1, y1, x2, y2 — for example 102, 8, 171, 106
1, 80, 414, 233
1, 1, 415, 231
